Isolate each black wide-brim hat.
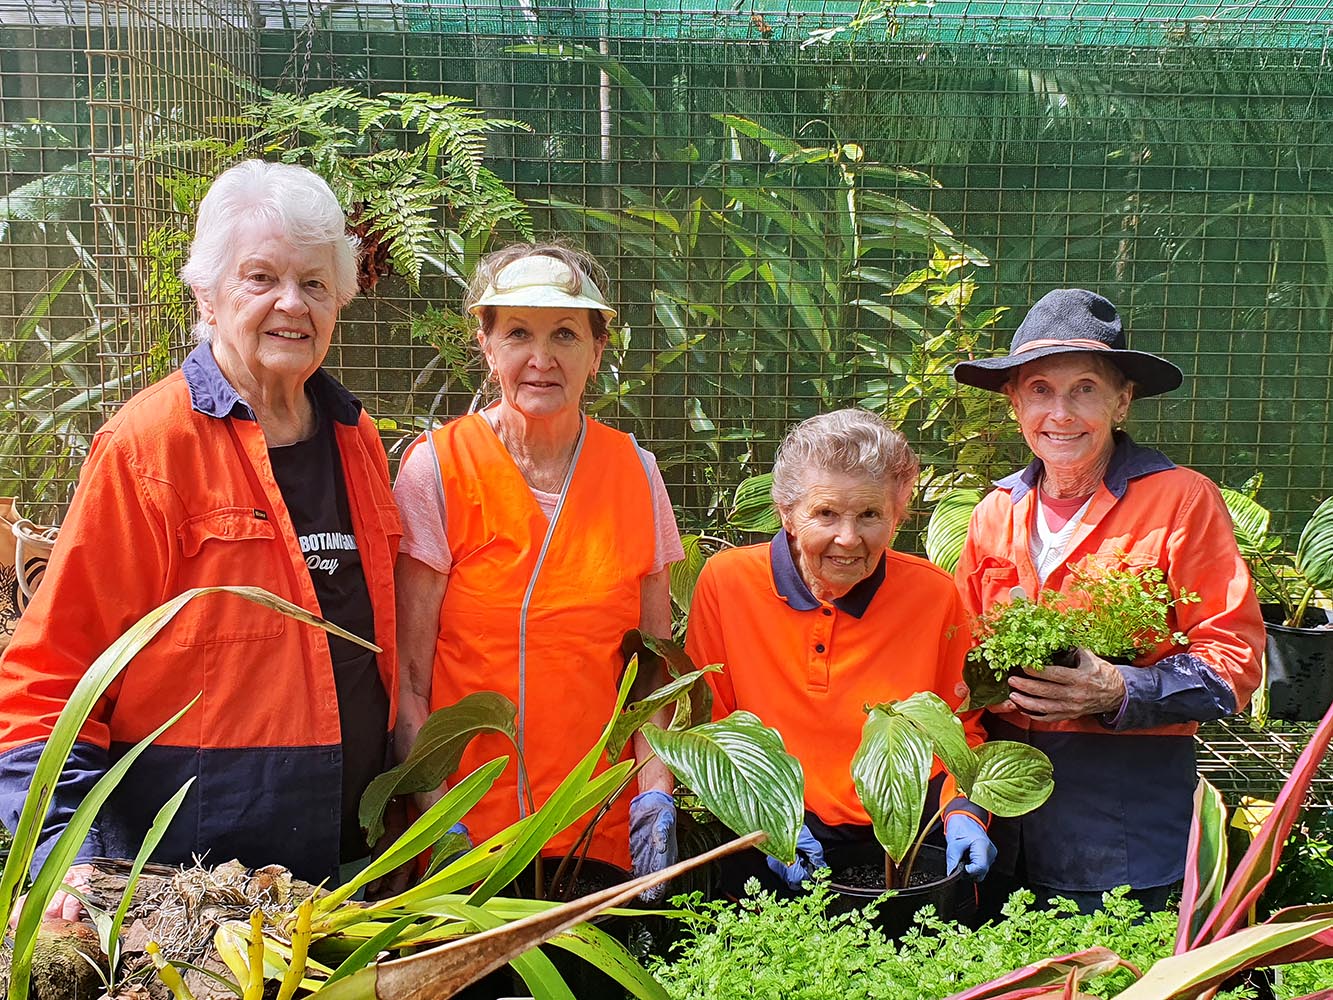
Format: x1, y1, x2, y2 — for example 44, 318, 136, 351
952, 288, 1183, 398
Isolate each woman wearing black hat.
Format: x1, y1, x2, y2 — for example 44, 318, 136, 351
953, 288, 1264, 915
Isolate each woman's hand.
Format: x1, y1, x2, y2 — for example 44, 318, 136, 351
1006, 647, 1128, 722
9, 863, 95, 926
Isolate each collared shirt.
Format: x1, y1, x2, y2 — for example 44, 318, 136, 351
182, 341, 363, 425
955, 433, 1263, 890
687, 534, 980, 827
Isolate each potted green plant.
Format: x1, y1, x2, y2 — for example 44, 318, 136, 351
1223, 478, 1333, 722
963, 563, 1198, 711
824, 691, 1054, 933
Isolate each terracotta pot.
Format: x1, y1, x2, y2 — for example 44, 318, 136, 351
824, 842, 976, 936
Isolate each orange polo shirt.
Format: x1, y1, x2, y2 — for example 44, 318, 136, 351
686, 535, 981, 828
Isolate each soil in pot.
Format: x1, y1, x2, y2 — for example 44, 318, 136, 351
1261, 604, 1333, 722
824, 841, 976, 937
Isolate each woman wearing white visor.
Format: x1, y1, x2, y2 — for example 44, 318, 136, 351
393, 243, 683, 889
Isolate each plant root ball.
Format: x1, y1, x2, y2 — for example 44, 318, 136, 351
29, 918, 108, 1000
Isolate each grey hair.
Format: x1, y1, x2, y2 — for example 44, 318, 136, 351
181, 160, 360, 342
771, 409, 920, 514
465, 241, 611, 341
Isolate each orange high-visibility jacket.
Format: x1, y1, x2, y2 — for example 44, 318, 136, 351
420, 413, 656, 867
953, 435, 1264, 891
687, 536, 982, 828
0, 346, 401, 881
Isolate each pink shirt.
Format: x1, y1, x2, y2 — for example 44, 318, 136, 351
394, 429, 685, 577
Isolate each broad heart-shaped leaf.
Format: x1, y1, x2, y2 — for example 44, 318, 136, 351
359, 691, 518, 844
728, 473, 782, 533
1116, 917, 1333, 999
942, 947, 1139, 1000
1296, 496, 1333, 593
852, 708, 932, 863
925, 489, 983, 574
1221, 486, 1273, 554
961, 656, 1013, 711
890, 691, 978, 791
1176, 778, 1229, 954
643, 711, 803, 863
968, 741, 1054, 818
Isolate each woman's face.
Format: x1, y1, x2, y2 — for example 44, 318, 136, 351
1008, 353, 1132, 476
780, 469, 905, 602
480, 306, 605, 421
194, 217, 339, 387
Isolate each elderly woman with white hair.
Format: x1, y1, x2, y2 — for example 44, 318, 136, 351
686, 408, 995, 894
0, 159, 401, 916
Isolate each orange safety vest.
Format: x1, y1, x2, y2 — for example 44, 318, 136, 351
424, 412, 655, 867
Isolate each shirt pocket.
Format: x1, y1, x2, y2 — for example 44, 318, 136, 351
975, 558, 1023, 611
174, 507, 289, 647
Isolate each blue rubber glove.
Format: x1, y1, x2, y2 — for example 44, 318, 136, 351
765, 824, 826, 890
629, 790, 678, 902
945, 813, 997, 881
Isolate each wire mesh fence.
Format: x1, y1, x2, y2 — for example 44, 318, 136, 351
2, 0, 1332, 549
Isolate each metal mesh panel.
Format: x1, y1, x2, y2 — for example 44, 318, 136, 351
2, 0, 1333, 542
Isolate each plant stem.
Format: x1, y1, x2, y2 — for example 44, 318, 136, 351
1287, 585, 1316, 628
901, 805, 945, 888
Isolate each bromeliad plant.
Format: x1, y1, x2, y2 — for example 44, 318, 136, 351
964, 563, 1199, 711
850, 692, 1054, 889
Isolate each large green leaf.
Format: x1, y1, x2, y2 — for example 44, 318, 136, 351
851, 708, 932, 863
1221, 486, 1273, 555
890, 691, 979, 791
729, 474, 782, 533
925, 489, 983, 574
968, 741, 1055, 817
541, 920, 669, 1000
643, 710, 804, 863
359, 691, 518, 844
1296, 497, 1333, 593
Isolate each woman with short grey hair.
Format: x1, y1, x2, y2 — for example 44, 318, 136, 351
687, 407, 995, 896
0, 159, 401, 920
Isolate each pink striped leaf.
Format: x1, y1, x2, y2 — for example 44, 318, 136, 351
1176, 778, 1229, 954
942, 948, 1139, 1000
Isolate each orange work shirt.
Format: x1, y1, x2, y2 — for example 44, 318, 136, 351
687, 535, 981, 827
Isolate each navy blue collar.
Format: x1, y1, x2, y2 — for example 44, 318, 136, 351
768, 532, 885, 619
996, 431, 1175, 504
181, 342, 362, 426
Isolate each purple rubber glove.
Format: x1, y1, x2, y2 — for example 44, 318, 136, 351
629, 790, 678, 902
765, 824, 826, 890
945, 813, 997, 881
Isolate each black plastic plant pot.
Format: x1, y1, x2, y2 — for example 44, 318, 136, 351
824, 842, 976, 937
1262, 604, 1333, 722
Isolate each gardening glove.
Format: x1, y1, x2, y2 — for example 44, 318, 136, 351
765, 824, 826, 890
944, 813, 997, 881
629, 790, 678, 903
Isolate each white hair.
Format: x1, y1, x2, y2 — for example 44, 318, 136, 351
771, 409, 920, 514
181, 160, 361, 342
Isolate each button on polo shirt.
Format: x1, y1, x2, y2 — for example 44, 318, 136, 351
687, 533, 980, 827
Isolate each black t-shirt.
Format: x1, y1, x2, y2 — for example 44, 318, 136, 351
269, 402, 389, 862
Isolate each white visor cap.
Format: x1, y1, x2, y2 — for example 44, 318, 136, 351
468, 254, 616, 320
